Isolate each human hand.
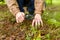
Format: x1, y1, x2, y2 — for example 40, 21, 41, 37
16, 12, 25, 23
32, 14, 43, 27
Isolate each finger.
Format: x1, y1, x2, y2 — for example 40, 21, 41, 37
35, 20, 38, 27
18, 17, 24, 23
18, 15, 24, 22
40, 20, 43, 27
16, 17, 19, 23
20, 16, 24, 22
19, 18, 24, 23
32, 20, 35, 27
37, 20, 40, 26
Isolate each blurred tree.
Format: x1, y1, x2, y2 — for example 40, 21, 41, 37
0, 0, 4, 2
46, 0, 52, 5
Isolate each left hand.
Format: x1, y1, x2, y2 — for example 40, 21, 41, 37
16, 12, 25, 23
32, 14, 43, 27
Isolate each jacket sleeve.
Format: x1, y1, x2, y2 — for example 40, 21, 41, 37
5, 0, 20, 16
35, 0, 44, 14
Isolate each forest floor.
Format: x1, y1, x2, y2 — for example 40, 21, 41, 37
0, 5, 60, 40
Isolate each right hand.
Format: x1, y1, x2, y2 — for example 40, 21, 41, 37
32, 14, 43, 27
16, 12, 25, 23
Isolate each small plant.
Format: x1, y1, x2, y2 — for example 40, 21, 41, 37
25, 25, 41, 40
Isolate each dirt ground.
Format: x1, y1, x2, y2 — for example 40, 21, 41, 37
0, 5, 60, 40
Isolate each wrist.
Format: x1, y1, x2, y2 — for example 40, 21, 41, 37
35, 14, 41, 16
16, 12, 25, 16
34, 14, 42, 19
35, 11, 42, 14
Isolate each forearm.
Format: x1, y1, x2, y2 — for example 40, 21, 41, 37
5, 0, 20, 16
35, 0, 44, 14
